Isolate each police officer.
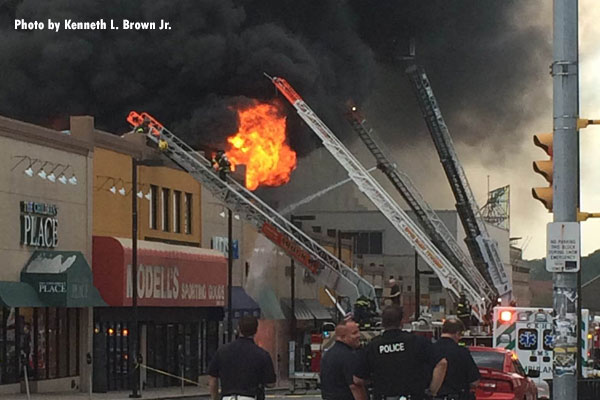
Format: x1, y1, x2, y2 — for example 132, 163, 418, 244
320, 319, 367, 400
208, 315, 276, 400
430, 318, 480, 400
354, 305, 445, 400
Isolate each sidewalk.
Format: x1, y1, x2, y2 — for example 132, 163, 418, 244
1, 386, 291, 400
0, 386, 209, 400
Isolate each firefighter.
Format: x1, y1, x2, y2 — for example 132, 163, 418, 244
134, 116, 150, 134
135, 116, 168, 150
456, 293, 471, 329
211, 150, 231, 181
352, 296, 377, 329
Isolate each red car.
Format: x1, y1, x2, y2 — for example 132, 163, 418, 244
469, 346, 539, 400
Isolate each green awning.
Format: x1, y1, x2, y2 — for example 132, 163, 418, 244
21, 250, 107, 307
0, 281, 47, 308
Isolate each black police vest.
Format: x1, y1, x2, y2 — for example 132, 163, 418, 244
366, 331, 424, 396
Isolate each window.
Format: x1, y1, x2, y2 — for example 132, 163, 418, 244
162, 188, 170, 232
312, 226, 322, 233
326, 229, 337, 238
428, 277, 442, 292
353, 231, 384, 255
513, 359, 527, 377
471, 350, 505, 370
173, 191, 181, 233
48, 308, 57, 378
150, 185, 158, 229
58, 308, 68, 377
184, 193, 192, 234
0, 307, 78, 384
369, 232, 383, 254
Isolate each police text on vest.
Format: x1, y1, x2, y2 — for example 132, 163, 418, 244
379, 343, 405, 353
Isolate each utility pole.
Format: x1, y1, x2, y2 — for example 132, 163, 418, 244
552, 0, 579, 398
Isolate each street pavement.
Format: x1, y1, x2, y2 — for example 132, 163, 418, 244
0, 387, 322, 400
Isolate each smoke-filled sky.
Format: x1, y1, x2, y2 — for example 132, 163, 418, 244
1, 1, 599, 260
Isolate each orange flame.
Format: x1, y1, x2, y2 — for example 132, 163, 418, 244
226, 102, 297, 190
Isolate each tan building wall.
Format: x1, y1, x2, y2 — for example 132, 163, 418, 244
0, 136, 91, 281
92, 147, 202, 245
1, 115, 94, 394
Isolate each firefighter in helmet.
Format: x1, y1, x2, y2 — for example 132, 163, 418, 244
352, 296, 377, 329
456, 293, 471, 330
135, 116, 168, 150
212, 150, 231, 181
134, 116, 151, 134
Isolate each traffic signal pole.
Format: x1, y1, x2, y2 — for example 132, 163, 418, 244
552, 0, 579, 397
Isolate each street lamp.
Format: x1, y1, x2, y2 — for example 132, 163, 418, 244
227, 208, 233, 342
130, 157, 141, 398
130, 157, 163, 398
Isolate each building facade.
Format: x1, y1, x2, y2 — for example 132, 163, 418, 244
65, 117, 229, 392
510, 245, 532, 306
0, 116, 102, 394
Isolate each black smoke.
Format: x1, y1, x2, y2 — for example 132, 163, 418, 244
0, 0, 549, 161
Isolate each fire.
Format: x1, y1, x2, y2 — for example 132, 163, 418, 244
226, 102, 297, 190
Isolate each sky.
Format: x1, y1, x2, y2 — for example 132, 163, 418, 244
1, 1, 598, 260
464, 1, 600, 260
268, 1, 600, 261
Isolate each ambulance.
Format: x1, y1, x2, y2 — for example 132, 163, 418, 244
493, 306, 590, 382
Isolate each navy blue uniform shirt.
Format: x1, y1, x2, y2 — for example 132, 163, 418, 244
431, 337, 480, 396
355, 329, 434, 398
320, 341, 361, 400
208, 336, 276, 397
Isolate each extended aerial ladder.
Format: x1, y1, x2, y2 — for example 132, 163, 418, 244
267, 75, 487, 322
405, 64, 511, 298
126, 111, 377, 313
345, 105, 497, 305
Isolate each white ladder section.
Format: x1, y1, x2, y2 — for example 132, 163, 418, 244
268, 76, 486, 322
346, 106, 497, 305
128, 112, 377, 312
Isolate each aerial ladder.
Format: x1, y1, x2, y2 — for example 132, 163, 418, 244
267, 75, 487, 322
405, 64, 511, 298
345, 104, 497, 306
126, 111, 377, 313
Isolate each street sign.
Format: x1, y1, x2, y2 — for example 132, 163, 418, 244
546, 222, 580, 272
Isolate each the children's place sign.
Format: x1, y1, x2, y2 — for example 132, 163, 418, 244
20, 201, 58, 248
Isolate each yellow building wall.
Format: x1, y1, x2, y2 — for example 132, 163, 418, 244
93, 147, 202, 245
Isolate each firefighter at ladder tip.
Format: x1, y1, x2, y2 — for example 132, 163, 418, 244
133, 114, 168, 150
211, 150, 231, 181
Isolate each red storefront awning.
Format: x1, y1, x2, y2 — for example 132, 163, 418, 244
93, 236, 227, 307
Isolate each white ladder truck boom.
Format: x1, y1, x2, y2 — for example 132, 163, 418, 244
267, 75, 486, 322
345, 105, 497, 307
126, 111, 376, 313
405, 64, 512, 298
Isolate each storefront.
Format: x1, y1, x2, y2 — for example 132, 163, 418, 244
0, 252, 105, 390
1, 116, 97, 394
92, 236, 227, 392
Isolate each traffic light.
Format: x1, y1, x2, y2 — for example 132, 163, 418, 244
532, 133, 554, 211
